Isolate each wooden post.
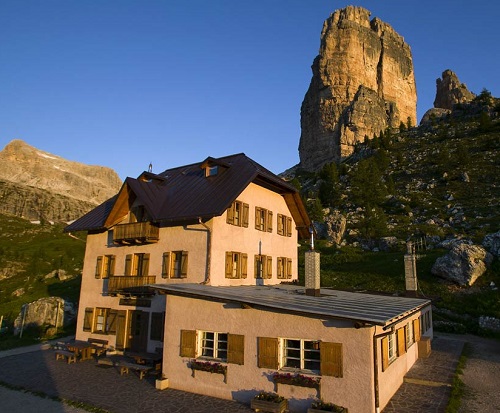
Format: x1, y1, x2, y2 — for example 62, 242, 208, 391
19, 306, 26, 338
0, 315, 3, 331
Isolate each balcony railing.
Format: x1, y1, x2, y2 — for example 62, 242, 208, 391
113, 222, 159, 245
107, 275, 157, 295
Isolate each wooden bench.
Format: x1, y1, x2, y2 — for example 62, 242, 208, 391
88, 338, 109, 356
55, 349, 77, 364
119, 361, 152, 380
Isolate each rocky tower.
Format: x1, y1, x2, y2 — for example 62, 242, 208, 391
299, 6, 417, 171
434, 69, 475, 110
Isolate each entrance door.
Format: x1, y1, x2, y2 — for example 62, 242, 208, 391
115, 310, 127, 350
129, 310, 150, 352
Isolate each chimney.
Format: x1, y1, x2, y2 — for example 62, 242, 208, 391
404, 241, 418, 297
305, 226, 320, 296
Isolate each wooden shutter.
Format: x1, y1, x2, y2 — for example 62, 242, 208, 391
180, 330, 197, 357
255, 207, 261, 230
241, 253, 248, 278
95, 256, 103, 279
381, 336, 389, 371
286, 258, 292, 278
242, 203, 249, 228
109, 255, 116, 277
225, 252, 233, 278
266, 256, 272, 279
320, 342, 343, 377
277, 214, 284, 235
413, 318, 421, 342
180, 251, 188, 278
125, 254, 132, 276
286, 217, 293, 237
267, 210, 273, 232
254, 255, 261, 278
226, 204, 234, 225
397, 327, 406, 356
162, 252, 170, 278
258, 337, 278, 369
227, 334, 245, 365
142, 253, 150, 276
83, 308, 94, 332
107, 309, 118, 335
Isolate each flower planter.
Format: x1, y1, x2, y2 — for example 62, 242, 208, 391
273, 372, 321, 389
155, 378, 169, 390
189, 360, 227, 383
251, 398, 288, 413
307, 406, 347, 413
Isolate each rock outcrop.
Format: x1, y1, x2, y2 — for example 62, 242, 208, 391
483, 231, 500, 257
434, 69, 475, 110
299, 6, 417, 171
431, 244, 493, 286
0, 140, 122, 221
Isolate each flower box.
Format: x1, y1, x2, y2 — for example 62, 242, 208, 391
273, 372, 321, 388
251, 395, 288, 413
189, 360, 227, 382
155, 378, 169, 390
308, 400, 348, 412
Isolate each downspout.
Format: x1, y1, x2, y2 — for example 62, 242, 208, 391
373, 326, 395, 413
198, 218, 211, 284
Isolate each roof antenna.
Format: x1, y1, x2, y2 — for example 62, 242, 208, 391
148, 162, 153, 173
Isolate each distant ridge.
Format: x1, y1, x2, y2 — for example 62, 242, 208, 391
0, 140, 122, 222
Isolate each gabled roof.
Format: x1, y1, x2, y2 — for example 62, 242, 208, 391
150, 284, 431, 328
65, 153, 311, 238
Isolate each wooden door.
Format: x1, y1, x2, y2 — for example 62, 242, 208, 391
129, 310, 150, 352
115, 310, 127, 350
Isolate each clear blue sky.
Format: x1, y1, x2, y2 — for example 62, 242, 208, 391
1, 1, 498, 180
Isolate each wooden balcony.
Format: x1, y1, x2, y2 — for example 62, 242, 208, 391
108, 275, 157, 295
113, 222, 159, 245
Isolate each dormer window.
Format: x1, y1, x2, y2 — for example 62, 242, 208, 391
206, 165, 218, 177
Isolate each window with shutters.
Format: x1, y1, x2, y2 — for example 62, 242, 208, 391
95, 255, 115, 279
277, 214, 293, 237
225, 251, 248, 279
226, 200, 249, 228
255, 207, 273, 232
254, 255, 272, 279
282, 339, 320, 373
83, 308, 94, 332
125, 253, 150, 276
277, 257, 293, 279
161, 251, 188, 278
407, 322, 414, 348
180, 330, 244, 365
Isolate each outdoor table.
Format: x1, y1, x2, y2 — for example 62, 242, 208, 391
67, 340, 93, 361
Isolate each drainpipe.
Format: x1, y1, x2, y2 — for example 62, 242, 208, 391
198, 218, 211, 284
373, 326, 395, 413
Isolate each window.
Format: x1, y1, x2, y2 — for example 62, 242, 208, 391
282, 339, 320, 373
226, 200, 249, 227
255, 207, 273, 232
421, 311, 431, 333
254, 255, 272, 278
94, 308, 109, 333
388, 332, 397, 363
407, 322, 414, 348
206, 165, 218, 177
277, 214, 293, 237
95, 255, 115, 279
161, 251, 188, 278
125, 253, 150, 276
257, 337, 342, 377
225, 251, 248, 279
277, 257, 293, 279
200, 331, 228, 361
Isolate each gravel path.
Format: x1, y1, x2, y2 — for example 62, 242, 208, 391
456, 334, 500, 413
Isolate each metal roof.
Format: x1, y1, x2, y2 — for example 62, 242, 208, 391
65, 153, 311, 237
150, 283, 431, 327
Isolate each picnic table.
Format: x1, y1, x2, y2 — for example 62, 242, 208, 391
66, 340, 93, 361
125, 351, 162, 369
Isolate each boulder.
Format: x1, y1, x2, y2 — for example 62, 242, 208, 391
13, 297, 77, 335
482, 231, 500, 257
431, 244, 493, 286
378, 236, 399, 252
324, 210, 347, 245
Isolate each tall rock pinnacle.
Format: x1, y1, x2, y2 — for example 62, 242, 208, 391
298, 6, 417, 171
